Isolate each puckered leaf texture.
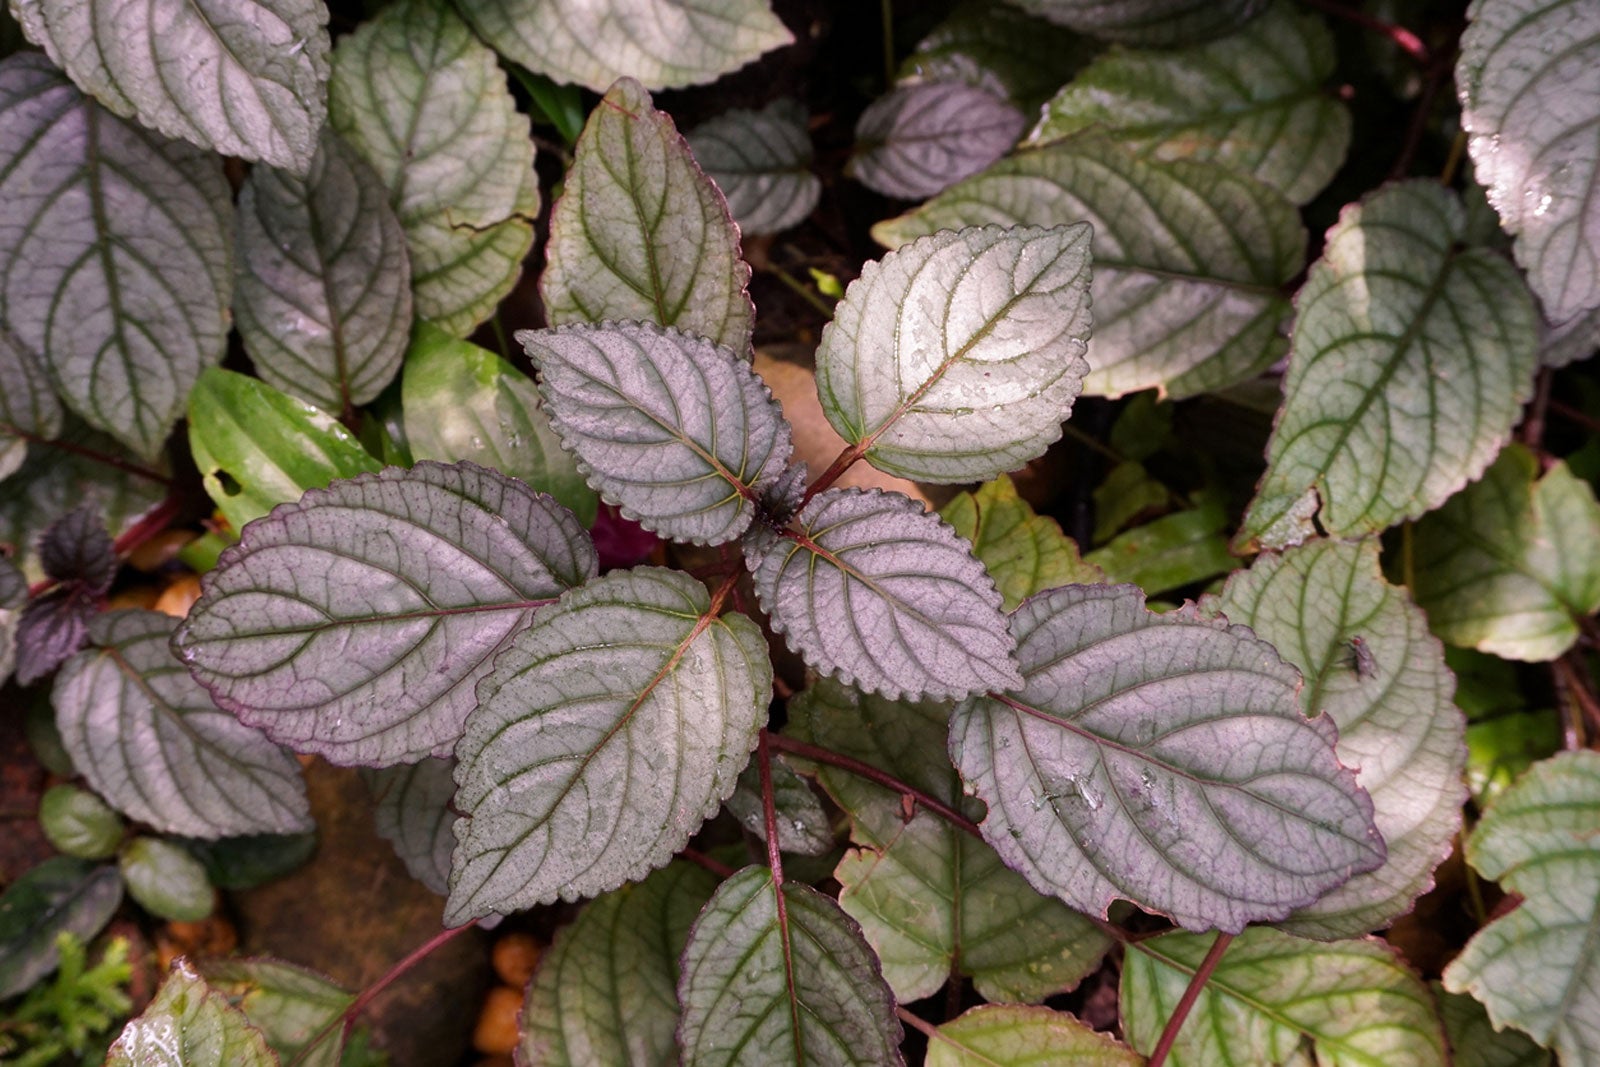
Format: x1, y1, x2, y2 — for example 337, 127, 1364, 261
687, 99, 820, 237
849, 82, 1025, 201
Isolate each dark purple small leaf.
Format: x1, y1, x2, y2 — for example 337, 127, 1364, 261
14, 585, 97, 685
38, 505, 116, 592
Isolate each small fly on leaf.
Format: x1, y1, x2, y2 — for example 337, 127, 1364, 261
1345, 635, 1377, 679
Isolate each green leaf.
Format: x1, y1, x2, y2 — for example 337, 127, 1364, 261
744, 488, 1022, 701
1457, 0, 1600, 321
54, 609, 312, 838
447, 567, 769, 923
0, 323, 60, 482
874, 133, 1303, 400
120, 837, 214, 922
678, 865, 905, 1067
900, 2, 1099, 115
1084, 498, 1233, 596
185, 833, 317, 891
1091, 461, 1171, 542
187, 367, 383, 532
542, 79, 754, 352
1121, 927, 1446, 1066
1443, 750, 1600, 1063
939, 475, 1104, 611
38, 783, 125, 860
725, 756, 834, 856
0, 857, 122, 1000
11, 0, 329, 172
204, 958, 353, 1067
790, 676, 1113, 1004
400, 324, 595, 525
817, 224, 1091, 482
1411, 444, 1600, 661
234, 128, 412, 416
687, 99, 820, 237
457, 0, 792, 92
107, 961, 276, 1066
521, 861, 718, 1067
1028, 2, 1348, 204
176, 462, 596, 766
950, 583, 1385, 933
1211, 538, 1465, 937
1001, 0, 1263, 47
0, 53, 233, 459
523, 321, 793, 545
363, 757, 456, 895
1437, 985, 1552, 1067
329, 0, 536, 336
926, 1005, 1142, 1066
849, 83, 1025, 201
1240, 181, 1539, 548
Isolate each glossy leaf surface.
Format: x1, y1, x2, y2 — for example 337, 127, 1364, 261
364, 757, 456, 895
926, 1005, 1142, 1066
950, 583, 1384, 933
688, 99, 820, 237
940, 475, 1104, 611
120, 836, 214, 921
175, 462, 596, 765
107, 961, 276, 1067
849, 82, 1025, 201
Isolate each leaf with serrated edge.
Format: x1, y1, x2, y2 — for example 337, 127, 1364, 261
446, 567, 769, 923
0, 323, 60, 482
678, 865, 905, 1067
543, 79, 754, 352
725, 755, 834, 856
203, 958, 353, 1067
108, 960, 276, 1067
1212, 538, 1465, 937
1437, 985, 1552, 1067
950, 583, 1384, 933
174, 462, 597, 766
1240, 180, 1538, 549
940, 475, 1105, 611
1411, 444, 1600, 662
687, 99, 820, 237
1029, 2, 1350, 204
790, 675, 1113, 1004
817, 225, 1090, 483
900, 3, 1099, 115
55, 610, 310, 839
0, 54, 232, 459
1002, 0, 1263, 46
927, 1005, 1142, 1067
458, 0, 791, 93
849, 83, 1025, 201
521, 861, 717, 1067
1122, 927, 1446, 1066
11, 0, 328, 172
328, 0, 536, 336
874, 134, 1304, 400
235, 128, 412, 415
1444, 750, 1600, 1063
523, 321, 793, 545
187, 367, 383, 533
1457, 0, 1600, 321
363, 757, 456, 895
745, 487, 1021, 701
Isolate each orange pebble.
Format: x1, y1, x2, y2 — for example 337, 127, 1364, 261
492, 932, 543, 988
106, 586, 161, 612
472, 985, 523, 1056
154, 573, 203, 618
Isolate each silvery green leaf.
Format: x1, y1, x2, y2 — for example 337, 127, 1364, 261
1443, 750, 1600, 1064
401, 324, 596, 526
120, 836, 214, 921
874, 134, 1304, 400
363, 757, 456, 895
54, 609, 312, 839
203, 958, 353, 1067
447, 567, 769, 923
174, 462, 596, 766
1542, 305, 1600, 368
521, 861, 717, 1066
0, 54, 232, 459
329, 0, 536, 335
927, 1005, 1142, 1067
687, 99, 819, 237
457, 0, 791, 93
1413, 445, 1600, 662
678, 865, 905, 1067
1028, 2, 1349, 204
1121, 927, 1446, 1066
950, 583, 1385, 933
1457, 0, 1600, 321
108, 960, 276, 1067
790, 676, 1113, 1004
235, 128, 411, 416
849, 83, 1025, 201
543, 79, 753, 352
10, 0, 329, 172
1212, 538, 1465, 938
0, 323, 60, 482
0, 856, 122, 1000
900, 2, 1099, 115
817, 224, 1091, 482
1240, 181, 1538, 549
1003, 0, 1265, 46
522, 321, 793, 545
724, 755, 833, 856
939, 475, 1104, 611
744, 487, 1021, 701
1437, 985, 1552, 1067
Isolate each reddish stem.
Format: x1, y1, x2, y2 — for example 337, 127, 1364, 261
1298, 0, 1429, 64
798, 445, 864, 510
1146, 932, 1234, 1067
765, 734, 983, 840
681, 847, 737, 879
